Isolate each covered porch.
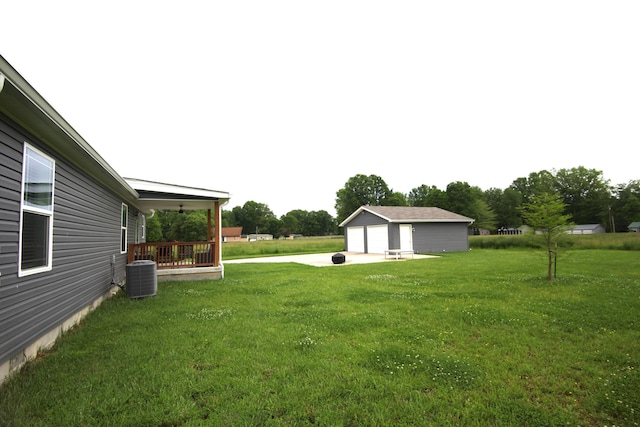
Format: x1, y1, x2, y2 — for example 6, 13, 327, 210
125, 178, 230, 281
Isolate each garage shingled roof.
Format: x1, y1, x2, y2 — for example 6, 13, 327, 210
339, 206, 474, 227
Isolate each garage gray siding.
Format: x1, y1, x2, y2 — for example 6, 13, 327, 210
343, 210, 387, 227
412, 223, 469, 253
388, 223, 401, 249
0, 115, 136, 367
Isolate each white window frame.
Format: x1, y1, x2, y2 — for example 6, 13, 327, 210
121, 203, 128, 254
18, 143, 55, 277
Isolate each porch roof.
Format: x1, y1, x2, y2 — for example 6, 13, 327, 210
125, 178, 230, 213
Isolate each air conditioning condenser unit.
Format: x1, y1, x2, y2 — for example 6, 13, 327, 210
125, 260, 157, 298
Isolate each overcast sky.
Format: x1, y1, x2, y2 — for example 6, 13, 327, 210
2, 1, 638, 217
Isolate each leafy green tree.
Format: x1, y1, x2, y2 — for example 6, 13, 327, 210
520, 192, 573, 281
221, 209, 236, 228
445, 181, 483, 218
408, 184, 448, 208
510, 170, 556, 205
613, 180, 640, 232
149, 210, 209, 242
471, 199, 497, 232
554, 167, 612, 225
484, 187, 523, 228
263, 216, 283, 237
145, 213, 163, 242
384, 191, 408, 207
180, 210, 208, 241
232, 201, 278, 237
305, 210, 337, 236
279, 209, 337, 236
156, 210, 181, 241
279, 210, 304, 236
335, 174, 392, 223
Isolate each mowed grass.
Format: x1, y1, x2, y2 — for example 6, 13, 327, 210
222, 236, 344, 259
1, 250, 639, 426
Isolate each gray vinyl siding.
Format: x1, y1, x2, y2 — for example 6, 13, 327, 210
388, 223, 401, 249
412, 223, 469, 253
343, 210, 388, 227
0, 124, 21, 276
0, 115, 136, 366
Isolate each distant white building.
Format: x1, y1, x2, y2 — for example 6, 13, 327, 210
248, 233, 273, 242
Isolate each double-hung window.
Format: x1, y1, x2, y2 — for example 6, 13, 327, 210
19, 144, 55, 276
121, 203, 128, 253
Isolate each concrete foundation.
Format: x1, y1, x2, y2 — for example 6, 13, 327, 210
0, 285, 120, 385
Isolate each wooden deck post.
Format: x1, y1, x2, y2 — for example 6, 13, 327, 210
213, 201, 221, 266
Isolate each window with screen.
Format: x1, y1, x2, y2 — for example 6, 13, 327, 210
19, 144, 55, 276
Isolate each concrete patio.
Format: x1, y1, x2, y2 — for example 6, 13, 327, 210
223, 252, 437, 267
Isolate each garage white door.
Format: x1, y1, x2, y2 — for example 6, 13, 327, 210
366, 225, 388, 254
399, 224, 413, 251
346, 226, 365, 252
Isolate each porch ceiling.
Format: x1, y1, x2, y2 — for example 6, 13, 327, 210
125, 178, 230, 213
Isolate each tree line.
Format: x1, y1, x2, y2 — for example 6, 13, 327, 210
145, 203, 338, 242
146, 166, 639, 241
335, 167, 638, 233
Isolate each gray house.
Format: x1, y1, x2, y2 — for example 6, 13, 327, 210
566, 224, 606, 235
0, 56, 229, 383
339, 206, 474, 254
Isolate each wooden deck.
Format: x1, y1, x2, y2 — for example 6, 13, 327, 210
128, 241, 217, 269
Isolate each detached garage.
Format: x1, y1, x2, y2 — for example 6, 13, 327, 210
339, 206, 474, 254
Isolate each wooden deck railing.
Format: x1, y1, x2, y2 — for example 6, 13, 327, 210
128, 241, 216, 269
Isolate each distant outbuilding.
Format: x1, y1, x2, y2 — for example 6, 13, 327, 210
628, 222, 640, 232
566, 224, 606, 235
339, 206, 474, 254
222, 227, 244, 242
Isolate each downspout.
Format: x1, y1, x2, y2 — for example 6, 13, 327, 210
0, 73, 5, 93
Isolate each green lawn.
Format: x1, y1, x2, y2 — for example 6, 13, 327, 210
1, 249, 639, 426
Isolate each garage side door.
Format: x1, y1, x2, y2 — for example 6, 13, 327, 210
399, 224, 413, 251
367, 224, 388, 254
346, 226, 365, 252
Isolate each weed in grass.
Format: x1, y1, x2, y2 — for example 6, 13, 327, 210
364, 274, 396, 281
459, 304, 526, 327
391, 291, 428, 300
294, 336, 318, 350
186, 308, 234, 321
176, 288, 205, 296
595, 354, 640, 426
367, 346, 480, 388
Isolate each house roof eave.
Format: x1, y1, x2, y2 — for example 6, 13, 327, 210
0, 56, 141, 209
